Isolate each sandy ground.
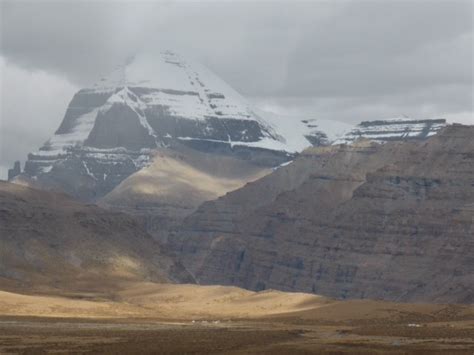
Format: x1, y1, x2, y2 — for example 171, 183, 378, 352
0, 282, 327, 319
0, 283, 473, 354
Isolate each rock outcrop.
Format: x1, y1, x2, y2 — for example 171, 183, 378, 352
7, 161, 21, 181
337, 117, 446, 144
170, 125, 474, 303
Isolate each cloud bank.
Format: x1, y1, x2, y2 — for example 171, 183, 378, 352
0, 0, 472, 178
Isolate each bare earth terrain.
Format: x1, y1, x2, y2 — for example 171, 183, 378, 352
0, 283, 473, 354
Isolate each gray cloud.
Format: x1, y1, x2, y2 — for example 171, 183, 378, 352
0, 0, 473, 178
0, 57, 78, 179
2, 1, 471, 95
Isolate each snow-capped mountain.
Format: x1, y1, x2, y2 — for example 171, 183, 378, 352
335, 116, 446, 144
10, 50, 447, 201
16, 51, 342, 200
31, 51, 287, 161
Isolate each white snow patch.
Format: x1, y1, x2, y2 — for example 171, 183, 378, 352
39, 165, 53, 173
40, 108, 101, 155
273, 160, 293, 171
255, 109, 353, 152
92, 51, 261, 123
335, 117, 446, 144
82, 161, 96, 180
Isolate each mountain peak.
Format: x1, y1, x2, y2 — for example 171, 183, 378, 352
13, 50, 446, 201
16, 51, 297, 200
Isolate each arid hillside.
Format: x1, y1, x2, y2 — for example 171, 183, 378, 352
170, 125, 474, 303
0, 181, 192, 294
100, 144, 270, 242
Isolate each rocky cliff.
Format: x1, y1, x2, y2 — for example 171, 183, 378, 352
170, 125, 474, 303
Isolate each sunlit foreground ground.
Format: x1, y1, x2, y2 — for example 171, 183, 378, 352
1, 282, 473, 354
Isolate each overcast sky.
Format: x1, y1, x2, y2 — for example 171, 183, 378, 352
1, 0, 473, 179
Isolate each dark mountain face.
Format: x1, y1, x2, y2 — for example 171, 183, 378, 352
169, 125, 474, 303
85, 102, 157, 150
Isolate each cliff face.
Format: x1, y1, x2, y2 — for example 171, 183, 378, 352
170, 125, 474, 303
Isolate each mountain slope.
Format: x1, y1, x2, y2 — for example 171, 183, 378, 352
99, 144, 270, 242
0, 181, 192, 294
170, 125, 474, 303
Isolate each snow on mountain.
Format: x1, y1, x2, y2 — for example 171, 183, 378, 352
335, 116, 447, 144
255, 109, 353, 152
11, 50, 447, 201
91, 51, 262, 123
15, 51, 312, 200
